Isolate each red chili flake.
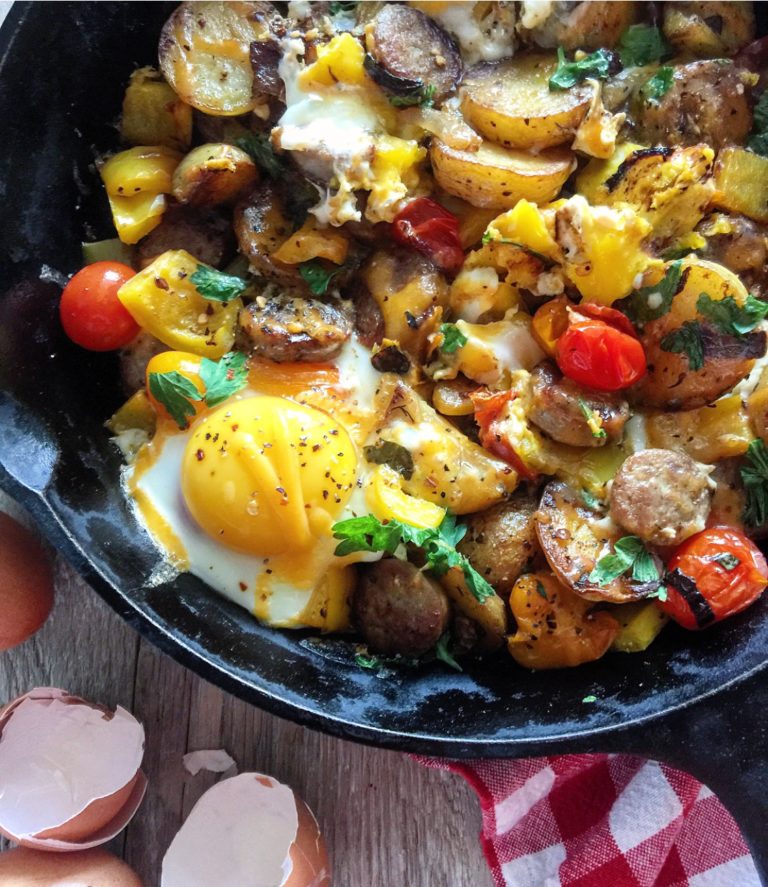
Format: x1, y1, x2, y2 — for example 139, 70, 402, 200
195, 449, 205, 461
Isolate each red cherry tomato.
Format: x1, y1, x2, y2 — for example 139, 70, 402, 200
575, 302, 638, 339
470, 389, 537, 479
392, 198, 464, 276
659, 527, 768, 630
59, 261, 139, 351
556, 319, 647, 391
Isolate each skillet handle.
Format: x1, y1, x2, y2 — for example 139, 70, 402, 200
606, 669, 768, 883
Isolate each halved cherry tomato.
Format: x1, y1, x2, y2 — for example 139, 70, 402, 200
531, 297, 573, 357
659, 527, 768, 630
470, 389, 537, 479
575, 302, 638, 339
392, 197, 464, 277
556, 319, 647, 391
60, 261, 139, 351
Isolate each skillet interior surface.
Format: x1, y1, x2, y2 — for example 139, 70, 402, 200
1, 1, 767, 757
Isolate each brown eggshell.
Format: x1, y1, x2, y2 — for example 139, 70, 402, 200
0, 688, 147, 852
287, 798, 331, 887
0, 513, 54, 650
0, 846, 143, 886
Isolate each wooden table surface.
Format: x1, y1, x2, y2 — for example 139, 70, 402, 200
0, 507, 492, 887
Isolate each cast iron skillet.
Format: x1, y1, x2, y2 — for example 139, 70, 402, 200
2, 1, 768, 878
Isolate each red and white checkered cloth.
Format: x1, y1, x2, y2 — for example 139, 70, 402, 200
420, 754, 758, 886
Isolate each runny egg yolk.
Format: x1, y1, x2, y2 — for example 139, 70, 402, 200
181, 396, 357, 557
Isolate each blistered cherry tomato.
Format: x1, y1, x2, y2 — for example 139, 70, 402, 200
575, 302, 638, 339
59, 261, 139, 351
392, 197, 464, 276
659, 527, 768, 630
556, 319, 647, 391
470, 389, 537, 479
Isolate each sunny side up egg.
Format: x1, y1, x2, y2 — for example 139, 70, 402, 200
124, 338, 390, 629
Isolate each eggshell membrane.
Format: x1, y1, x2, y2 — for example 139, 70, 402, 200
0, 513, 54, 650
161, 773, 331, 886
0, 688, 147, 852
0, 846, 143, 886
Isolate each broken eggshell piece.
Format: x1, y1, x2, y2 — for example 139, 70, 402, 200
0, 688, 147, 851
161, 773, 330, 887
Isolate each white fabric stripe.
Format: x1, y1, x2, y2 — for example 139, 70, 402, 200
495, 767, 557, 834
500, 843, 566, 887
689, 854, 760, 886
609, 761, 683, 853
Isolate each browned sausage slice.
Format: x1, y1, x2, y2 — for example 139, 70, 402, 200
634, 61, 753, 151
370, 4, 463, 102
136, 205, 234, 269
352, 559, 450, 657
239, 295, 352, 362
528, 362, 630, 448
609, 449, 714, 547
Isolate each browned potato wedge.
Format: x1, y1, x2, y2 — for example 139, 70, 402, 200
233, 182, 304, 286
508, 573, 620, 669
523, 1, 637, 51
635, 258, 767, 410
362, 249, 449, 361
159, 1, 278, 116
536, 481, 654, 604
663, 1, 755, 58
439, 567, 507, 653
461, 55, 592, 150
430, 138, 575, 209
172, 143, 258, 206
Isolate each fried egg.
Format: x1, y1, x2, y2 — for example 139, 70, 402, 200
125, 337, 390, 629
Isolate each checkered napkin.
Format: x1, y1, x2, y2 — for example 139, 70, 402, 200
419, 754, 759, 886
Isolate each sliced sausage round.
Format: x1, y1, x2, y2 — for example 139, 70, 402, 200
352, 558, 450, 657
239, 295, 352, 363
528, 362, 630, 448
609, 448, 714, 547
456, 491, 539, 594
136, 205, 234, 269
371, 4, 463, 103
633, 60, 753, 151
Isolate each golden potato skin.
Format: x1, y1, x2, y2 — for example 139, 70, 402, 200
172, 143, 258, 206
456, 492, 539, 595
461, 55, 592, 150
430, 138, 575, 209
439, 567, 507, 653
523, 1, 636, 51
663, 1, 755, 57
508, 573, 620, 670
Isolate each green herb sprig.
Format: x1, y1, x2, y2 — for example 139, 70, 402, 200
660, 320, 705, 371
618, 24, 669, 67
697, 292, 768, 337
741, 439, 768, 527
299, 259, 345, 295
748, 90, 768, 158
440, 323, 468, 354
390, 83, 436, 108
619, 260, 684, 327
549, 47, 618, 91
190, 265, 248, 303
332, 513, 495, 602
589, 535, 666, 599
644, 66, 674, 103
235, 133, 284, 178
577, 397, 607, 440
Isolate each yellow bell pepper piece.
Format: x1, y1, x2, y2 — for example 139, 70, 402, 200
298, 567, 354, 632
610, 602, 668, 653
271, 219, 349, 265
713, 147, 768, 223
121, 66, 192, 151
117, 250, 242, 358
366, 136, 427, 224
106, 390, 157, 435
101, 145, 182, 197
107, 191, 167, 245
365, 464, 446, 529
298, 33, 367, 89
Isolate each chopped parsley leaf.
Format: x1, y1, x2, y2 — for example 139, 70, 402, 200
581, 489, 602, 512
390, 83, 436, 108
199, 351, 248, 407
235, 132, 284, 178
549, 47, 619, 91
644, 66, 674, 103
741, 439, 768, 528
190, 265, 247, 303
332, 513, 496, 602
660, 321, 705, 371
619, 260, 685, 327
712, 552, 741, 571
577, 397, 607, 440
363, 440, 414, 479
536, 580, 548, 600
440, 323, 468, 354
435, 634, 463, 672
618, 24, 669, 67
747, 90, 768, 158
589, 536, 661, 587
355, 652, 381, 669
148, 370, 202, 429
697, 292, 768, 337
582, 694, 598, 704
299, 259, 345, 295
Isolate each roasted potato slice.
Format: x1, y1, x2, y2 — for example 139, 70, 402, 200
712, 149, 768, 225
430, 138, 575, 209
439, 567, 507, 653
635, 258, 767, 410
159, 1, 278, 116
121, 66, 192, 151
508, 572, 620, 670
663, 1, 755, 58
536, 481, 655, 604
172, 143, 258, 206
522, 1, 636, 51
461, 55, 592, 150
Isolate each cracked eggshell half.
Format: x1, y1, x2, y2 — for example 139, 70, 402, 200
0, 688, 147, 851
0, 846, 143, 886
161, 773, 331, 887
